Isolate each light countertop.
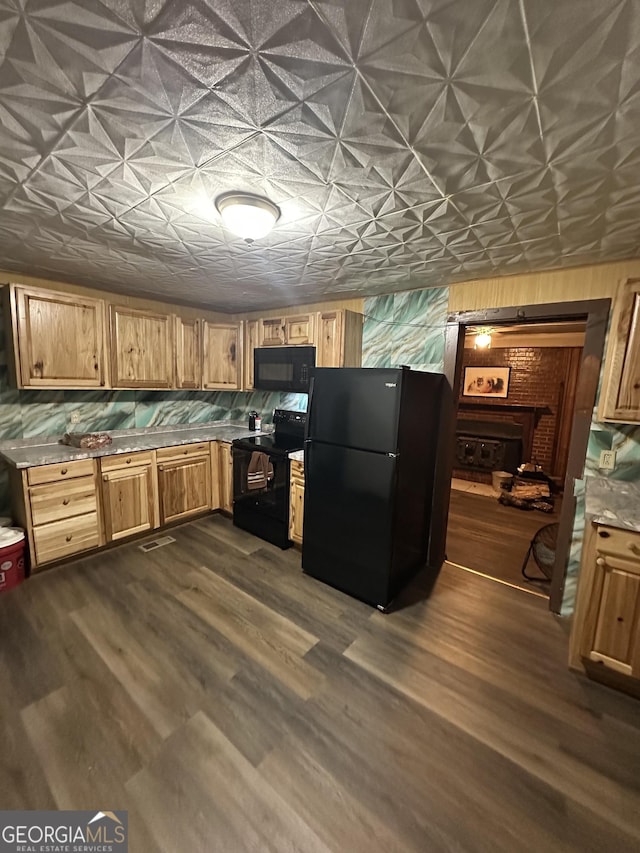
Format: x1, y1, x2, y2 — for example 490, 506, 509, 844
288, 450, 304, 463
584, 476, 640, 532
0, 421, 272, 469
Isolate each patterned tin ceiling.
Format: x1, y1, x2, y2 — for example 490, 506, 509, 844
0, 0, 639, 312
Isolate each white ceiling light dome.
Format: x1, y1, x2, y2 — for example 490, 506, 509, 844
215, 192, 281, 242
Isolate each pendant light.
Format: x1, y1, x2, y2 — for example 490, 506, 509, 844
215, 192, 281, 242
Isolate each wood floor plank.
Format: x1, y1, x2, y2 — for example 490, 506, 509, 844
2, 514, 640, 851
70, 602, 204, 739
344, 625, 640, 843
177, 568, 323, 700
173, 523, 372, 652
447, 489, 560, 591
126, 710, 331, 853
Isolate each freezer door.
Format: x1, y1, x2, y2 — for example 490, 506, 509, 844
302, 440, 397, 607
307, 368, 403, 454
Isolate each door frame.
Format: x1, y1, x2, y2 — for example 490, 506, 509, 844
443, 298, 611, 613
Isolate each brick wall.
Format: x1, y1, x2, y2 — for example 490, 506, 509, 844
459, 346, 581, 475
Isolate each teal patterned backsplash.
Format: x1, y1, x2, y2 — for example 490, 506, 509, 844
362, 287, 448, 370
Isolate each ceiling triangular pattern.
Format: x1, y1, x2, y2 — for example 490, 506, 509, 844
0, 0, 640, 310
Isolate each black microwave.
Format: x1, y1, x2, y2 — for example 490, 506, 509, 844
254, 346, 315, 393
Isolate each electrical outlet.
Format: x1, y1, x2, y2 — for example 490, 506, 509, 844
599, 450, 616, 470
69, 411, 81, 425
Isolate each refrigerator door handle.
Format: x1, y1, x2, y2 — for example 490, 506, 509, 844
304, 375, 316, 442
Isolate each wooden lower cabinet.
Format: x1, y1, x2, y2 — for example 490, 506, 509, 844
157, 443, 211, 524
33, 512, 101, 564
289, 460, 305, 545
10, 459, 103, 570
570, 524, 640, 693
218, 441, 234, 513
11, 439, 237, 570
101, 452, 158, 541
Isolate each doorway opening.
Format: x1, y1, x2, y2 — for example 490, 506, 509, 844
441, 299, 610, 614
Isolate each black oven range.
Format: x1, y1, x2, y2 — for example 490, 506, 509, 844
232, 409, 306, 549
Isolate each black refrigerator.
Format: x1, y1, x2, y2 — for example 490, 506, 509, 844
302, 366, 452, 609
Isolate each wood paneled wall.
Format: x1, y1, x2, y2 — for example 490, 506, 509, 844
448, 260, 640, 312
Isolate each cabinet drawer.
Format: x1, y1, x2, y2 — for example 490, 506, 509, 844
100, 451, 154, 471
30, 476, 97, 526
595, 526, 640, 564
27, 458, 95, 486
156, 442, 210, 462
33, 512, 100, 564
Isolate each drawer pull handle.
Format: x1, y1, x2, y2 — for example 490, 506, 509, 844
61, 468, 68, 475
62, 499, 70, 505
596, 557, 606, 566
617, 616, 624, 622
65, 535, 72, 542
126, 458, 132, 464
627, 543, 640, 555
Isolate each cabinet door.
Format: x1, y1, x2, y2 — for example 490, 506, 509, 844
260, 317, 285, 347
175, 316, 201, 389
101, 465, 157, 541
289, 476, 305, 545
283, 313, 316, 345
244, 319, 260, 390
218, 442, 233, 513
110, 305, 173, 388
158, 456, 211, 524
316, 311, 344, 367
598, 278, 640, 422
202, 322, 242, 390
581, 553, 640, 677
14, 287, 106, 387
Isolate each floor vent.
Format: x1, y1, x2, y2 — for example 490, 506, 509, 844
139, 535, 176, 552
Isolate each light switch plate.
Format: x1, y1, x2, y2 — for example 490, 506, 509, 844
599, 450, 616, 470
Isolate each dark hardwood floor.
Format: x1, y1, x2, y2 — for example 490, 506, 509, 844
447, 489, 562, 594
2, 514, 640, 852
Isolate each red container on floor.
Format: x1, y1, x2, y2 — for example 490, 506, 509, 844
0, 528, 26, 593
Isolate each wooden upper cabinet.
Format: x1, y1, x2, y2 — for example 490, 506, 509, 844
202, 321, 243, 390
110, 305, 173, 388
316, 309, 363, 368
260, 313, 316, 347
244, 318, 260, 391
260, 317, 286, 347
175, 316, 202, 389
10, 286, 107, 388
598, 278, 640, 422
283, 313, 316, 345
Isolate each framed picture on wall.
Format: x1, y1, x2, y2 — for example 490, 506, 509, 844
463, 366, 510, 398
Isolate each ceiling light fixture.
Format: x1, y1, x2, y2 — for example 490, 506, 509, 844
215, 192, 281, 243
474, 330, 492, 349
